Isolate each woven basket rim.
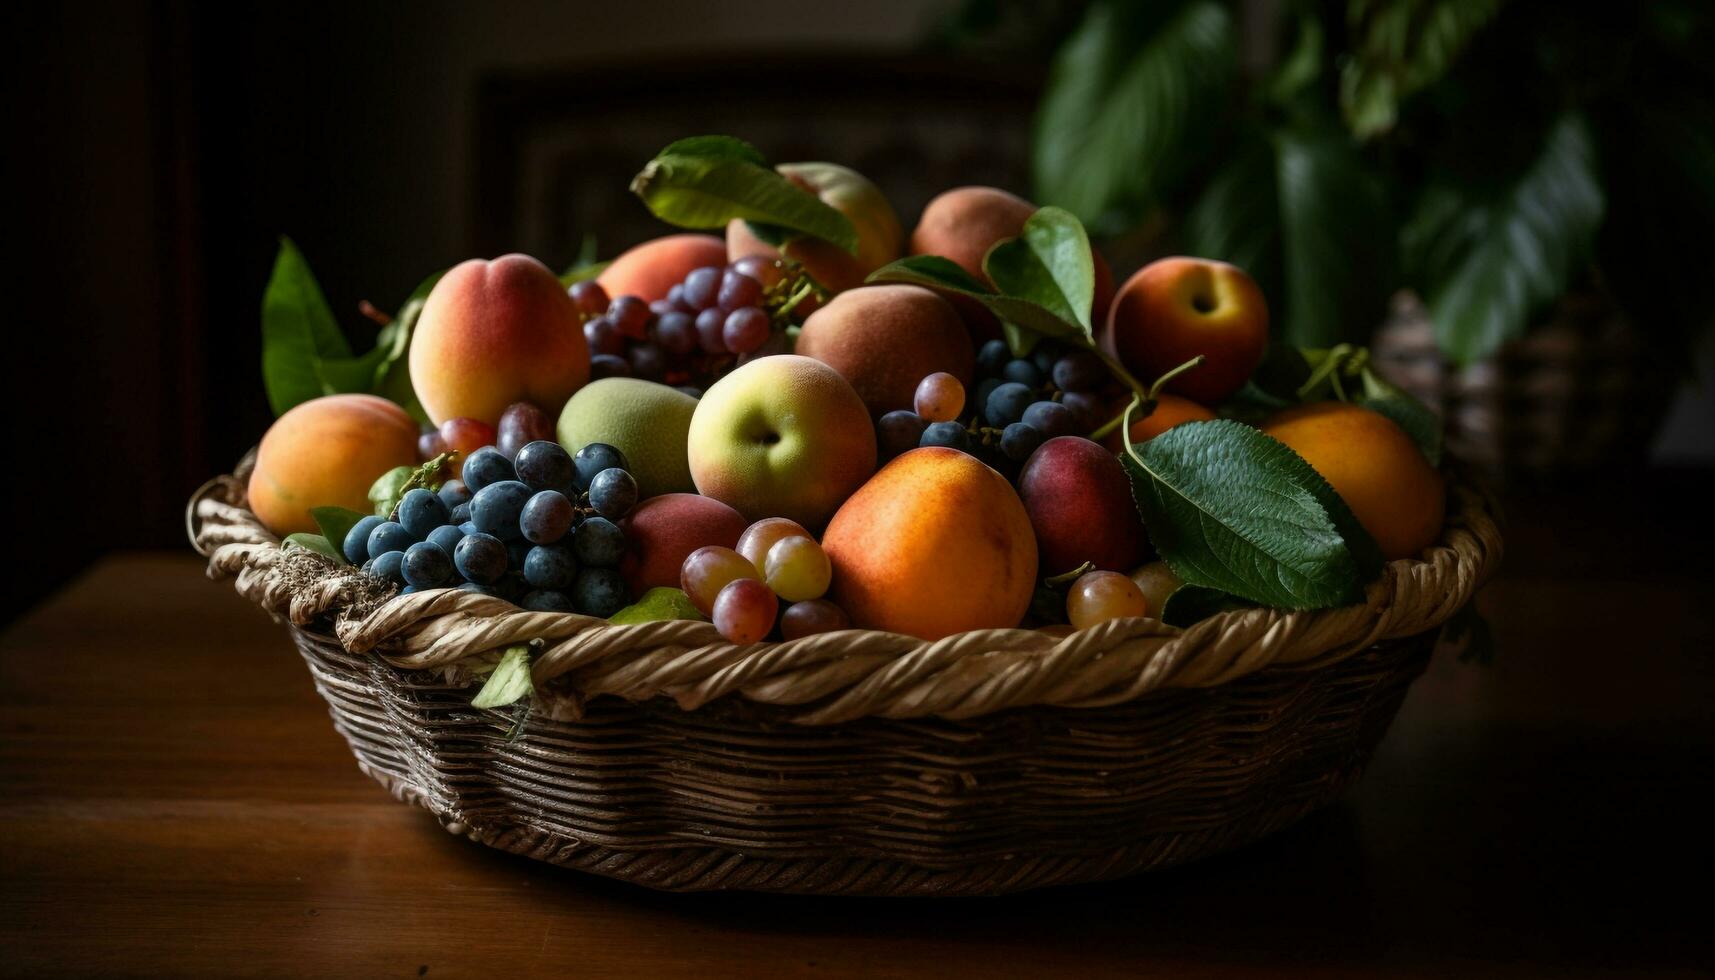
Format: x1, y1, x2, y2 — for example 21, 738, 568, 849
191, 452, 1501, 725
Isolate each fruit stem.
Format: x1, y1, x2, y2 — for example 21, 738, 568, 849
1120, 395, 1148, 468
1146, 355, 1207, 401
359, 301, 392, 326
773, 279, 817, 322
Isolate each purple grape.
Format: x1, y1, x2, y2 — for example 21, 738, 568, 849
628, 343, 665, 381
607, 295, 649, 338
655, 311, 697, 356
877, 410, 928, 460
722, 306, 771, 354
717, 270, 763, 311
682, 266, 722, 311
695, 307, 728, 354
591, 353, 631, 379
1022, 400, 1078, 437
584, 316, 622, 356
568, 280, 609, 318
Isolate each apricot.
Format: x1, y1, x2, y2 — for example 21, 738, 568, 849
618, 492, 749, 596
1101, 394, 1217, 451
596, 233, 728, 303
795, 285, 974, 418
247, 394, 419, 536
409, 254, 589, 426
1261, 402, 1445, 561
725, 162, 903, 294
908, 186, 1115, 339
823, 447, 1037, 639
1103, 257, 1268, 406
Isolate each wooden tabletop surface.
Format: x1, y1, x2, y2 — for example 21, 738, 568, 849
3, 478, 1711, 978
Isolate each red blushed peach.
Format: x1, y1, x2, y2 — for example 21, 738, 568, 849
596, 233, 728, 303
1017, 436, 1148, 576
1102, 257, 1269, 407
725, 162, 903, 294
794, 285, 974, 419
248, 394, 420, 536
409, 254, 589, 426
618, 492, 749, 596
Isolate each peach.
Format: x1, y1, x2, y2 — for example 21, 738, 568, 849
725, 162, 903, 294
247, 394, 419, 536
618, 492, 750, 596
1102, 257, 1268, 407
1017, 436, 1148, 575
908, 186, 1115, 339
823, 447, 1037, 639
596, 233, 728, 303
794, 285, 974, 418
409, 254, 589, 426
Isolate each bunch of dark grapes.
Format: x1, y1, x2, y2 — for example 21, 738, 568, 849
875, 339, 1117, 481
346, 440, 639, 617
567, 256, 816, 396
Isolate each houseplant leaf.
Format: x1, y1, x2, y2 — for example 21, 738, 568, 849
1341, 0, 1504, 140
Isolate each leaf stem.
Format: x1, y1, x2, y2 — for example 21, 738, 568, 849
1147, 355, 1207, 400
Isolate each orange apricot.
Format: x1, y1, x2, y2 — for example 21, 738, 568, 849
247, 394, 419, 536
596, 233, 728, 303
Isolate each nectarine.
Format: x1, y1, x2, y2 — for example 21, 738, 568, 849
1017, 436, 1148, 575
618, 492, 749, 595
248, 394, 420, 536
1103, 257, 1268, 406
596, 234, 728, 303
795, 285, 974, 419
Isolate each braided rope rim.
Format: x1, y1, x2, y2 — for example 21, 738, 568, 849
191, 452, 1501, 725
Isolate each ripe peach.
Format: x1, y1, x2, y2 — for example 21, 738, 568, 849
794, 285, 974, 418
247, 394, 419, 536
1100, 394, 1217, 451
908, 186, 1115, 339
409, 254, 589, 426
726, 162, 903, 294
1017, 436, 1148, 576
596, 233, 728, 303
823, 447, 1037, 639
618, 492, 749, 596
1261, 402, 1445, 561
1103, 257, 1268, 406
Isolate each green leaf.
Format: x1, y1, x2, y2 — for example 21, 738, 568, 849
608, 587, 705, 625
1341, 0, 1504, 140
472, 645, 534, 709
982, 206, 1096, 340
1123, 419, 1383, 609
1359, 367, 1443, 467
261, 237, 351, 417
1263, 13, 1324, 106
559, 260, 610, 287
1160, 584, 1250, 627
308, 506, 370, 564
657, 135, 767, 166
630, 142, 858, 254
368, 466, 414, 518
1032, 0, 1235, 231
866, 256, 1089, 346
1403, 113, 1604, 365
282, 533, 341, 562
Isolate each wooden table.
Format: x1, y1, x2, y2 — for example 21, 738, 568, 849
4, 482, 1711, 976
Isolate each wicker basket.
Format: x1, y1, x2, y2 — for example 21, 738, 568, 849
189, 457, 1501, 897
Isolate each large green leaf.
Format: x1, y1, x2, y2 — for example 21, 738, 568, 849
309, 506, 371, 565
982, 206, 1097, 354
261, 237, 351, 416
1032, 0, 1235, 232
866, 255, 1089, 344
1124, 419, 1382, 609
630, 141, 858, 254
1341, 0, 1504, 140
472, 645, 534, 709
1403, 113, 1604, 365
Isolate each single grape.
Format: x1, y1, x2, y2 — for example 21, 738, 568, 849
1059, 391, 1103, 432
572, 516, 625, 567
717, 270, 763, 312
976, 338, 1010, 377
763, 535, 831, 602
572, 443, 629, 492
367, 520, 416, 558
418, 430, 448, 460
496, 402, 555, 458
711, 578, 778, 644
1002, 358, 1043, 387
439, 418, 497, 460
572, 567, 628, 618
680, 545, 761, 616
877, 410, 928, 461
730, 255, 786, 291
1130, 560, 1182, 616
568, 280, 610, 318
470, 480, 532, 540
396, 487, 451, 539
736, 517, 811, 571
1000, 421, 1046, 462
607, 295, 650, 338
520, 489, 574, 544
654, 311, 698, 356
453, 532, 507, 584
780, 599, 851, 640
400, 585, 422, 595
343, 515, 383, 564
461, 446, 515, 493
449, 501, 472, 524
437, 479, 471, 510
920, 420, 972, 451
1067, 570, 1149, 630
521, 589, 575, 613
587, 468, 638, 520
682, 266, 723, 311
694, 307, 728, 354
402, 541, 453, 588
984, 382, 1035, 427
370, 550, 405, 584
1031, 345, 1059, 376
591, 353, 631, 379
458, 520, 478, 536
649, 298, 674, 317
583, 316, 624, 356
514, 440, 574, 492
913, 372, 965, 423
1052, 351, 1106, 393
505, 537, 532, 570
722, 306, 771, 354
523, 543, 577, 590
1022, 400, 1077, 438
426, 523, 465, 557
665, 283, 691, 312
627, 344, 665, 381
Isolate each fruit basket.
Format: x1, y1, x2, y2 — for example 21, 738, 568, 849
190, 452, 1499, 896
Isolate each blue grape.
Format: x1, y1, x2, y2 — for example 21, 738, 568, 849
1022, 400, 1077, 438
1000, 421, 1045, 462
514, 441, 574, 492
343, 515, 383, 564
426, 524, 465, 557
571, 567, 628, 617
461, 447, 515, 493
458, 581, 502, 596
877, 410, 928, 460
449, 502, 471, 524
984, 382, 1034, 427
1031, 346, 1058, 376
1060, 390, 1102, 432
1051, 352, 1105, 393
454, 532, 507, 584
523, 543, 577, 590
572, 443, 629, 492
976, 338, 1009, 377
506, 538, 532, 570
1002, 358, 1043, 387
587, 468, 638, 520
520, 490, 574, 544
572, 517, 625, 568
402, 541, 453, 588
370, 550, 405, 584
973, 378, 1002, 414
470, 480, 532, 540
458, 520, 478, 536
400, 585, 422, 595
396, 487, 451, 539
437, 479, 472, 509
366, 520, 416, 559
521, 590, 576, 613
920, 421, 972, 452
